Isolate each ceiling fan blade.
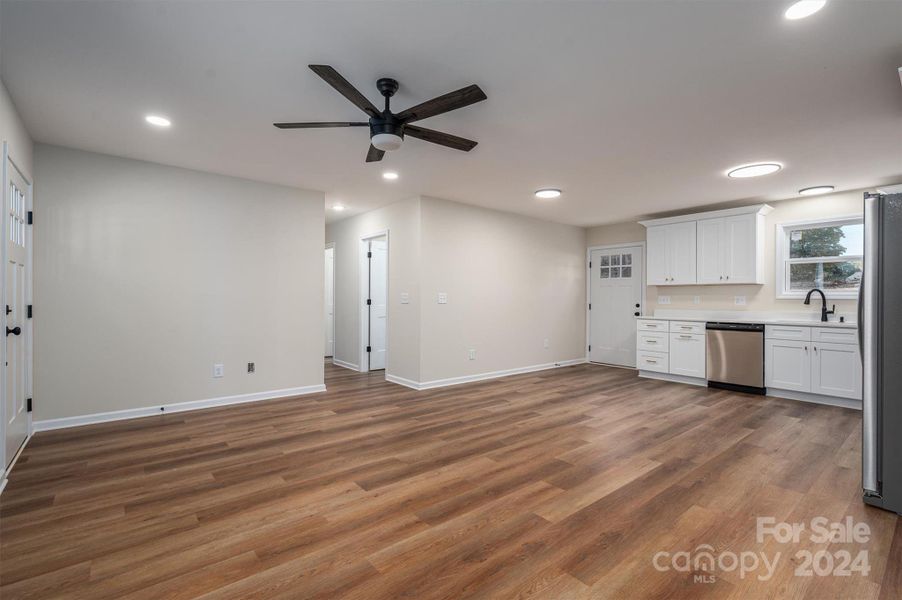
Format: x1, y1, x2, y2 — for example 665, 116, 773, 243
404, 125, 478, 152
273, 122, 368, 129
309, 65, 381, 119
396, 84, 487, 123
366, 145, 385, 162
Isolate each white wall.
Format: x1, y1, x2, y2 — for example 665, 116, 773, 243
418, 196, 586, 382
34, 144, 325, 421
586, 189, 868, 317
0, 79, 32, 180
325, 197, 421, 382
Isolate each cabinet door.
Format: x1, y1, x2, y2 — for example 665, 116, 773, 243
724, 213, 758, 283
646, 225, 669, 285
765, 339, 810, 392
667, 221, 697, 285
696, 218, 724, 284
669, 333, 706, 378
811, 342, 862, 399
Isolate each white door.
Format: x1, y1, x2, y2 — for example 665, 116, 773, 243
696, 218, 724, 284
724, 214, 756, 283
589, 246, 644, 367
667, 221, 697, 285
367, 237, 387, 370
645, 226, 668, 285
811, 342, 862, 399
765, 339, 811, 392
324, 247, 334, 357
4, 158, 29, 468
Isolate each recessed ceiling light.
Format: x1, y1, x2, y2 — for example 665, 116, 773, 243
784, 0, 826, 20
144, 114, 171, 127
382, 171, 399, 181
726, 163, 783, 178
799, 186, 834, 196
535, 188, 562, 199
331, 204, 346, 211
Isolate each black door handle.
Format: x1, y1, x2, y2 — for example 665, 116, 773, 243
6, 326, 21, 336
634, 312, 640, 316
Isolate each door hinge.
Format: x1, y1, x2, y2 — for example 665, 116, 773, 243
27, 305, 32, 319
366, 346, 372, 353
589, 261, 592, 269
366, 299, 372, 305
367, 251, 372, 259
27, 211, 33, 225
588, 345, 591, 352
26, 398, 32, 412
588, 303, 592, 310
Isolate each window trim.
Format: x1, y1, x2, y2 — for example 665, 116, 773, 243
775, 214, 863, 300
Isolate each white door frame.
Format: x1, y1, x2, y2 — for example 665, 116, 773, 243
324, 242, 335, 360
358, 229, 389, 374
586, 241, 647, 364
1, 142, 34, 482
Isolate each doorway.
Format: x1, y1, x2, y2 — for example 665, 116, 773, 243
324, 245, 334, 358
360, 233, 388, 372
588, 244, 645, 367
3, 147, 31, 471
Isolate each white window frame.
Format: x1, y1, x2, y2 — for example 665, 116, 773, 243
775, 214, 863, 300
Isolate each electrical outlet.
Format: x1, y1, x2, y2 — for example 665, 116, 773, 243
437, 292, 448, 304
734, 295, 747, 306
468, 349, 476, 360
247, 362, 255, 374
400, 292, 410, 304
543, 338, 550, 349
213, 363, 224, 378
658, 295, 671, 305
693, 296, 701, 305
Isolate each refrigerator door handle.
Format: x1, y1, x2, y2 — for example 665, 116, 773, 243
862, 193, 880, 495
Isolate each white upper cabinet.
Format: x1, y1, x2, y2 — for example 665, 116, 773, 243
645, 221, 696, 286
642, 204, 770, 287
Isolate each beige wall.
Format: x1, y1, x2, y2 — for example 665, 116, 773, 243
418, 197, 586, 382
0, 79, 32, 180
34, 144, 325, 421
325, 197, 421, 382
586, 189, 867, 317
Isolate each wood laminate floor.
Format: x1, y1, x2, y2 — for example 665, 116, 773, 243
2, 362, 899, 599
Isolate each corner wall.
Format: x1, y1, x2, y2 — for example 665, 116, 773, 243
586, 189, 867, 317
34, 144, 326, 422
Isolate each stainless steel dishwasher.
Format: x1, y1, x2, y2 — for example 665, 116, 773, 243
705, 322, 765, 394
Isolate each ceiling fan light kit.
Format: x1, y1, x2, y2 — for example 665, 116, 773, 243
274, 65, 486, 162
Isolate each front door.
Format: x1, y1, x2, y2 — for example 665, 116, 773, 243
4, 157, 29, 468
589, 246, 644, 367
367, 237, 387, 370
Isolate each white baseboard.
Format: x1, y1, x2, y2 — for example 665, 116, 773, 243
331, 358, 360, 372
767, 388, 862, 410
33, 384, 327, 432
386, 359, 587, 391
638, 370, 708, 387
0, 477, 6, 496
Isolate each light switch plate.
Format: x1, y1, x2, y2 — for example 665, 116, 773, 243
693, 296, 701, 305
735, 295, 747, 306
400, 292, 410, 304
543, 338, 550, 349
213, 363, 224, 378
438, 292, 448, 304
658, 295, 671, 305
468, 349, 476, 360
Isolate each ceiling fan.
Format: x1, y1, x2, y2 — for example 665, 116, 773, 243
274, 65, 487, 162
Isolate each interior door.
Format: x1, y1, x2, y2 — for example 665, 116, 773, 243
324, 247, 334, 357
589, 246, 644, 367
367, 237, 387, 370
5, 159, 29, 468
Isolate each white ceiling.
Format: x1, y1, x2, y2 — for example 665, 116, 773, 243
2, 1, 901, 226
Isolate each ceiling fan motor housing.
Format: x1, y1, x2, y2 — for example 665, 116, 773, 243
370, 112, 404, 151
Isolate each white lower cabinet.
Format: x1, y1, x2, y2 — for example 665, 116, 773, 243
811, 342, 862, 400
765, 339, 811, 392
669, 333, 706, 378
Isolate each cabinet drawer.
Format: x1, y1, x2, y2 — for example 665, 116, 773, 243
765, 325, 811, 342
637, 319, 668, 332
637, 350, 669, 373
638, 331, 669, 352
669, 321, 705, 334
812, 327, 858, 345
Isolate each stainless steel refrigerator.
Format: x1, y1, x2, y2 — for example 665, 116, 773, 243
862, 187, 902, 514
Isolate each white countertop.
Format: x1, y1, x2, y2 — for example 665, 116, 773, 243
636, 310, 857, 329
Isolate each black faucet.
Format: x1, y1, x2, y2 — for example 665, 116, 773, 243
804, 288, 835, 322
